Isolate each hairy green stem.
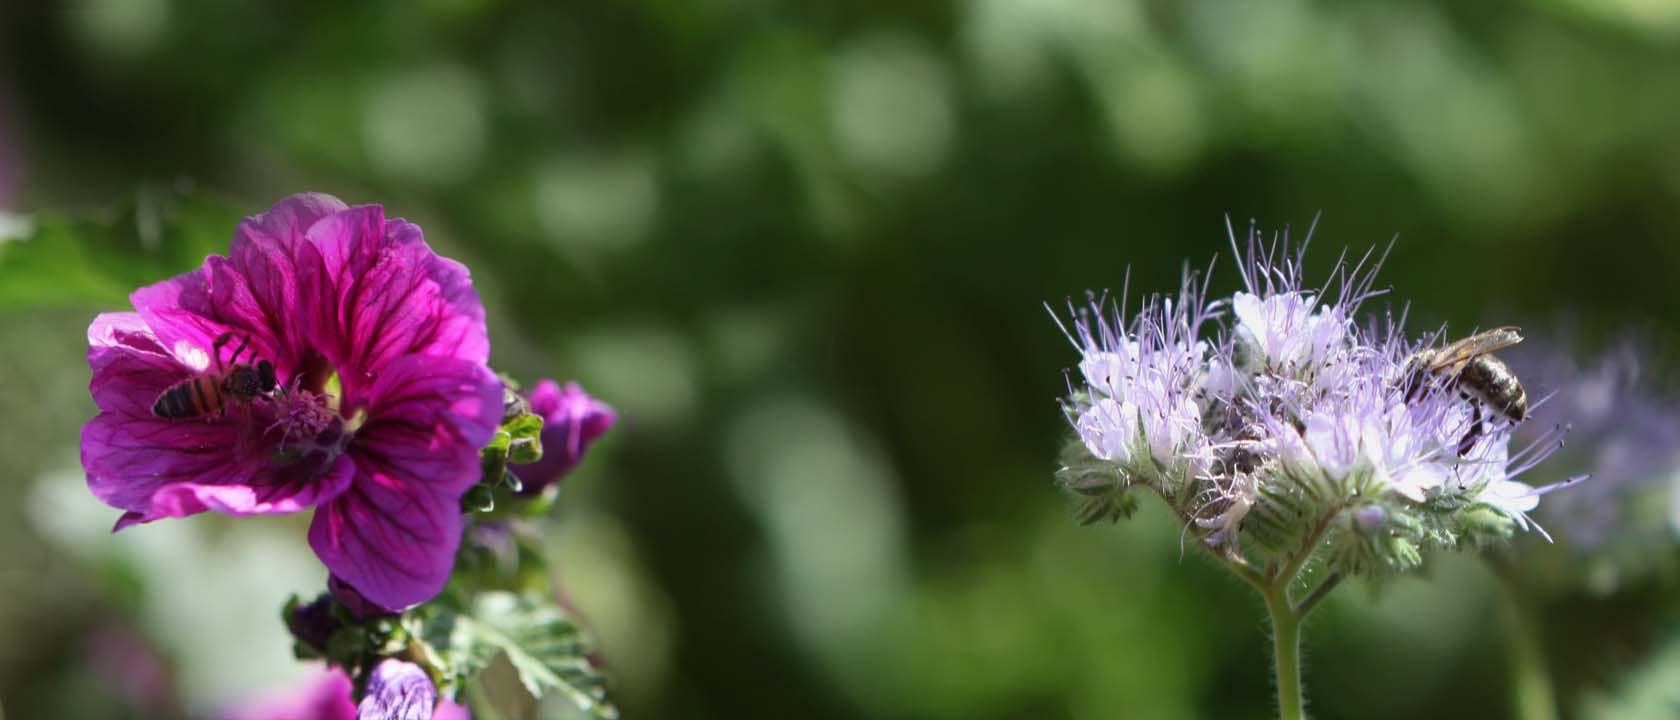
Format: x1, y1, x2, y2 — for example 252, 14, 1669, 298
1180, 494, 1347, 719
1264, 583, 1305, 720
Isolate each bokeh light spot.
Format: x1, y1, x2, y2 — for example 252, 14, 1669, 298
533, 150, 661, 250
725, 395, 908, 692
569, 326, 695, 426
71, 0, 170, 58
362, 65, 489, 185
829, 33, 956, 179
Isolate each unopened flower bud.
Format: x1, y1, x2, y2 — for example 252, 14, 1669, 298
358, 659, 437, 720
285, 593, 340, 655
1354, 505, 1387, 534
510, 380, 616, 494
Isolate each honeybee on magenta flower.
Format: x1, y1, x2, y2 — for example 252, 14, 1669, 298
151, 332, 278, 419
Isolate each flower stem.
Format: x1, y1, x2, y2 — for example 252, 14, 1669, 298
1498, 577, 1557, 720
1264, 583, 1305, 720
463, 675, 511, 720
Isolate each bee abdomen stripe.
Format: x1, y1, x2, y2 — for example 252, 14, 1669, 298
192, 377, 213, 413
155, 386, 185, 417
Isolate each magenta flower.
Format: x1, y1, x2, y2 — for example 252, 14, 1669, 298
225, 664, 470, 720
225, 668, 357, 720
510, 379, 615, 493
81, 194, 502, 611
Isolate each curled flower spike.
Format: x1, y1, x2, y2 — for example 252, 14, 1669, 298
81, 194, 503, 611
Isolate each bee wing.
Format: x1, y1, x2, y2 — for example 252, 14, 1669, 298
1426, 326, 1524, 372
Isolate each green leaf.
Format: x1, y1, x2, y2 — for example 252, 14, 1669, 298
0, 186, 246, 312
468, 592, 611, 715
406, 592, 617, 719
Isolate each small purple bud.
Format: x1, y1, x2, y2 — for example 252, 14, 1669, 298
510, 380, 616, 494
287, 593, 340, 652
1354, 505, 1387, 533
357, 659, 437, 720
330, 575, 396, 619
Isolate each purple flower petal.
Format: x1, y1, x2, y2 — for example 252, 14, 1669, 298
226, 193, 351, 375
309, 355, 501, 611
294, 206, 488, 400
511, 379, 616, 493
86, 415, 356, 527
328, 574, 392, 620
129, 255, 285, 377
356, 659, 435, 720
87, 312, 187, 418
225, 666, 357, 720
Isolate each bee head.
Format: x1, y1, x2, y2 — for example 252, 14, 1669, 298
257, 360, 277, 392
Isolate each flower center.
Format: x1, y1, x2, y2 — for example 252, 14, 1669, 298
267, 375, 352, 465
269, 380, 338, 445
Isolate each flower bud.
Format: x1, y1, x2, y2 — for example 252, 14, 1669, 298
285, 593, 341, 655
1353, 505, 1387, 534
510, 380, 616, 494
357, 659, 437, 720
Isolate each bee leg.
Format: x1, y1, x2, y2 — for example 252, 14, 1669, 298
212, 332, 235, 370
1456, 403, 1483, 457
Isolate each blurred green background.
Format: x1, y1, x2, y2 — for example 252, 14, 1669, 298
3, 1, 1680, 718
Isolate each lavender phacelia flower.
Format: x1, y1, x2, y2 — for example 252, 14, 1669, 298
1504, 335, 1680, 590
509, 379, 616, 494
81, 194, 503, 611
1055, 227, 1576, 577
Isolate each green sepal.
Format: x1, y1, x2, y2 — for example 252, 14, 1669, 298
499, 470, 524, 493
462, 484, 496, 513
502, 413, 545, 465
